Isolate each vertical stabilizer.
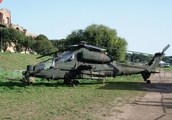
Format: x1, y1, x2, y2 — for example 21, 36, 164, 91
147, 44, 170, 71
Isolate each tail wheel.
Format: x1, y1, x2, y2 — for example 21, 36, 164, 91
146, 80, 151, 84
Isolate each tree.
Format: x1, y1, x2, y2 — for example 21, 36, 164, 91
50, 39, 66, 51
2, 27, 26, 52
126, 52, 152, 63
65, 30, 85, 45
35, 34, 49, 41
22, 36, 34, 54
15, 44, 22, 53
65, 24, 128, 61
32, 34, 56, 54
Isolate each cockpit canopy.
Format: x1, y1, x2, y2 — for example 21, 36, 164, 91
58, 51, 74, 62
39, 51, 75, 70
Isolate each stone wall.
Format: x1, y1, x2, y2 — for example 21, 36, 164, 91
0, 8, 37, 37
0, 8, 11, 25
0, 8, 37, 53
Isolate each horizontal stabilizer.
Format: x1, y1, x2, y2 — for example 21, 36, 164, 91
149, 71, 160, 73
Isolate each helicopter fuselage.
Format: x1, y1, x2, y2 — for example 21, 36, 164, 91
22, 43, 170, 85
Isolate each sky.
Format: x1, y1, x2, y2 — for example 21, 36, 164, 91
0, 0, 172, 56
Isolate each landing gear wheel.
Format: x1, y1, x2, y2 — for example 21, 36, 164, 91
29, 77, 35, 84
72, 80, 79, 86
63, 77, 71, 85
21, 76, 35, 84
146, 80, 151, 84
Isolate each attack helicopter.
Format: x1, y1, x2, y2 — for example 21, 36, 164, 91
22, 41, 170, 85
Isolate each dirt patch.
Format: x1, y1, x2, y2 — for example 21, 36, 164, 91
104, 72, 172, 120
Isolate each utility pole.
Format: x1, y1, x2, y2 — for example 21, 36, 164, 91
0, 23, 6, 52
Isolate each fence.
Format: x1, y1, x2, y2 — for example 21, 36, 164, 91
151, 70, 172, 82
0, 69, 24, 80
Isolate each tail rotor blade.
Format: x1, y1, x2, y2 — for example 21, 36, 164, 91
162, 44, 170, 54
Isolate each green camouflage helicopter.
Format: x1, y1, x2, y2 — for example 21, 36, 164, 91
22, 41, 170, 85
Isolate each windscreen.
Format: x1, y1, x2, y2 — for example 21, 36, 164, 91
39, 51, 74, 70
40, 58, 54, 70
58, 51, 74, 62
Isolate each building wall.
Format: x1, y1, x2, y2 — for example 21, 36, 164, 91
0, 8, 37, 37
0, 8, 11, 25
0, 8, 37, 53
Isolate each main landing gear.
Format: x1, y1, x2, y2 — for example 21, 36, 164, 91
63, 76, 79, 86
72, 80, 79, 86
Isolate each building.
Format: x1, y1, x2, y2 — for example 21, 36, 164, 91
0, 8, 37, 37
0, 8, 37, 53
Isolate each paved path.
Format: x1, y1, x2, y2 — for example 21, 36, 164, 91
105, 72, 172, 120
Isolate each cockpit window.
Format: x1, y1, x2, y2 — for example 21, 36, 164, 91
38, 51, 74, 70
58, 51, 74, 62
40, 58, 53, 70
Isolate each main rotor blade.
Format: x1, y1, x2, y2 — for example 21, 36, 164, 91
127, 50, 153, 56
104, 47, 153, 56
69, 42, 106, 51
85, 44, 106, 51
36, 51, 60, 59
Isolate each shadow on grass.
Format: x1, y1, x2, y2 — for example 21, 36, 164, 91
0, 80, 67, 88
0, 77, 59, 89
1, 78, 172, 93
98, 81, 172, 93
97, 81, 145, 91
0, 78, 150, 88
0, 79, 104, 90
0, 80, 28, 87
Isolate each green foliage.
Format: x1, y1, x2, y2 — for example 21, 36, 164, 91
1, 28, 55, 54
163, 65, 172, 71
163, 56, 172, 63
22, 36, 34, 53
66, 29, 85, 45
0, 52, 49, 70
2, 27, 24, 43
50, 39, 66, 51
15, 44, 23, 53
1, 27, 34, 53
34, 34, 49, 41
2, 28, 21, 51
126, 53, 152, 63
32, 34, 57, 54
65, 24, 128, 61
84, 24, 118, 46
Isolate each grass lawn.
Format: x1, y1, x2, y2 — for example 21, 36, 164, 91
0, 52, 146, 120
0, 74, 145, 120
163, 65, 172, 71
0, 52, 49, 71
